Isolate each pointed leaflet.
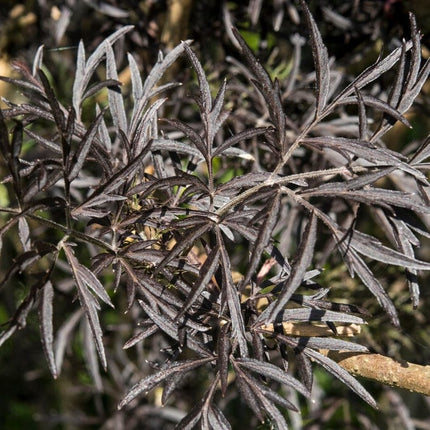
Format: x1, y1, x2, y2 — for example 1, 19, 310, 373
410, 135, 430, 164
72, 26, 134, 116
38, 69, 65, 131
343, 166, 396, 190
175, 403, 203, 430
73, 40, 86, 115
176, 244, 220, 320
81, 79, 123, 102
303, 136, 425, 180
151, 138, 204, 160
244, 371, 300, 413
209, 78, 228, 144
138, 300, 213, 357
37, 281, 57, 378
24, 128, 61, 154
72, 142, 152, 217
130, 97, 166, 156
123, 325, 158, 349
240, 191, 280, 291
398, 57, 430, 114
105, 41, 127, 133
387, 42, 407, 109
296, 336, 369, 352
217, 322, 231, 397
300, 0, 330, 116
262, 212, 317, 323
235, 358, 310, 398
162, 118, 208, 160
153, 222, 212, 276
232, 28, 285, 152
346, 228, 430, 270
83, 318, 103, 391
75, 262, 114, 307
200, 379, 219, 430
405, 13, 421, 93
339, 94, 411, 128
275, 333, 377, 408
54, 309, 83, 375
32, 45, 44, 76
277, 308, 366, 324
208, 405, 232, 430
127, 52, 143, 104
303, 187, 430, 214
118, 357, 213, 409
0, 75, 43, 96
248, 376, 289, 429
255, 382, 299, 412
302, 345, 377, 408
212, 127, 268, 158
337, 241, 399, 326
233, 366, 265, 422
295, 350, 313, 392
162, 371, 187, 405
391, 217, 420, 307
63, 245, 108, 369
68, 108, 105, 181
128, 41, 191, 139
141, 41, 191, 99
216, 226, 249, 357
183, 43, 212, 113
333, 39, 413, 104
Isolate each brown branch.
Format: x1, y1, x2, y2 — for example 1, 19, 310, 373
327, 351, 430, 396
261, 322, 430, 396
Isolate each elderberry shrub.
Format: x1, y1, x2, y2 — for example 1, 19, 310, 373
0, 1, 429, 428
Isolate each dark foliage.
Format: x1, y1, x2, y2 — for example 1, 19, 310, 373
0, 1, 429, 429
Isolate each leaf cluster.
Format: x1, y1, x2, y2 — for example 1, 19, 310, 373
0, 2, 429, 428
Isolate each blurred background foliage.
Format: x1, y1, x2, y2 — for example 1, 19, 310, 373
0, 1, 429, 429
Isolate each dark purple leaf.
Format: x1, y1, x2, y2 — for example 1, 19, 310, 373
37, 281, 57, 378
339, 94, 411, 128
300, 0, 330, 116
208, 405, 232, 430
138, 300, 213, 357
54, 310, 83, 375
298, 336, 369, 352
302, 345, 377, 408
176, 244, 220, 320
217, 322, 231, 397
236, 357, 310, 398
262, 212, 317, 322
217, 227, 248, 357
83, 318, 103, 391
118, 357, 213, 409
162, 118, 207, 159
337, 242, 399, 326
68, 108, 105, 181
123, 325, 158, 349
346, 229, 430, 270
277, 308, 366, 324
38, 69, 65, 131
73, 26, 134, 116
183, 43, 212, 113
63, 245, 108, 369
240, 191, 280, 290
153, 223, 212, 276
